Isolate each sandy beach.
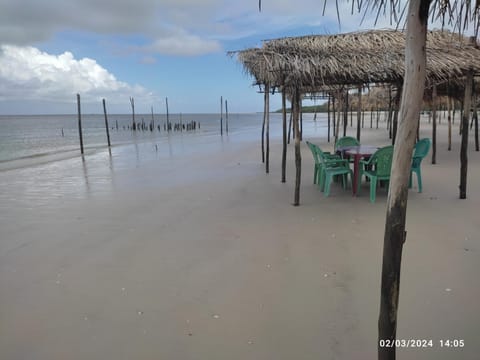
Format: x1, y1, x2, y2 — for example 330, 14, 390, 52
0, 116, 479, 360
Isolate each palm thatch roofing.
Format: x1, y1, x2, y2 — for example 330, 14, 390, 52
231, 29, 480, 91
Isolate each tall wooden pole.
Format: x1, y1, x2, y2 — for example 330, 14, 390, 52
448, 93, 452, 151
474, 94, 478, 152
327, 95, 331, 142
356, 86, 362, 141
165, 97, 170, 132
261, 90, 266, 163
282, 90, 287, 183
392, 87, 402, 145
460, 70, 473, 199
432, 85, 438, 164
378, 1, 430, 359
265, 84, 270, 174
220, 96, 223, 136
343, 91, 348, 137
130, 97, 135, 131
77, 94, 84, 155
225, 99, 229, 135
293, 88, 302, 206
102, 98, 111, 147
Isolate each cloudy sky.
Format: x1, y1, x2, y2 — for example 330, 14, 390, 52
0, 0, 453, 114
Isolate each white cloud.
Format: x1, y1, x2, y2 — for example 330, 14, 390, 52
146, 29, 221, 56
0, 45, 156, 106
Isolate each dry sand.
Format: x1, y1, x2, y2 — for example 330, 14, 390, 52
0, 116, 479, 359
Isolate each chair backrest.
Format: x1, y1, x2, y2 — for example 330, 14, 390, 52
306, 141, 321, 165
412, 138, 431, 167
371, 145, 394, 177
335, 136, 360, 151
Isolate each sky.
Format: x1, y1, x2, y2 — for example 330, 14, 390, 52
0, 0, 469, 115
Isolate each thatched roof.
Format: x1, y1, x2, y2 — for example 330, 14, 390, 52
231, 29, 480, 92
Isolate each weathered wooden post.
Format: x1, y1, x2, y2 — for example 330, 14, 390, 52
460, 69, 473, 199
165, 97, 170, 132
327, 95, 331, 142
261, 91, 266, 162
281, 89, 287, 183
448, 93, 452, 151
225, 99, 229, 134
130, 97, 135, 131
343, 91, 348, 136
356, 86, 362, 141
77, 94, 84, 154
292, 88, 302, 206
265, 84, 270, 173
392, 86, 402, 145
220, 96, 223, 136
473, 94, 478, 151
150, 106, 155, 132
432, 85, 438, 164
102, 99, 111, 147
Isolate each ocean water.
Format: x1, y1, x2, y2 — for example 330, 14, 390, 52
0, 113, 329, 168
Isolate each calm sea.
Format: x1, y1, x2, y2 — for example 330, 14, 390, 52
0, 113, 328, 170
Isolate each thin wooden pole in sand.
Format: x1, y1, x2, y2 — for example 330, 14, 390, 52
102, 98, 111, 147
332, 96, 336, 138
77, 94, 84, 155
448, 91, 452, 151
343, 91, 348, 137
473, 94, 478, 151
288, 106, 293, 144
225, 99, 229, 135
335, 91, 342, 143
431, 85, 437, 164
281, 89, 287, 183
356, 86, 362, 141
261, 91, 266, 163
130, 97, 135, 131
292, 87, 302, 206
327, 95, 331, 142
265, 84, 270, 173
460, 69, 473, 199
392, 86, 402, 145
220, 96, 223, 136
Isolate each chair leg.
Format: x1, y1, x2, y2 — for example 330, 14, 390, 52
324, 173, 332, 197
370, 179, 377, 203
417, 169, 423, 193
357, 171, 363, 194
319, 169, 325, 191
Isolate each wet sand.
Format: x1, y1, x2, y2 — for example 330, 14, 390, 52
0, 117, 479, 359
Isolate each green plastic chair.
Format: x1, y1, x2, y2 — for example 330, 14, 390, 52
335, 136, 360, 162
357, 145, 394, 203
306, 141, 340, 185
314, 146, 353, 197
409, 138, 431, 193
335, 136, 360, 151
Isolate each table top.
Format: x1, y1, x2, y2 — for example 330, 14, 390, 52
337, 145, 378, 156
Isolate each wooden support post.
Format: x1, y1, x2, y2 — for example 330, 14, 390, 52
474, 95, 478, 152
130, 97, 135, 131
225, 99, 229, 135
332, 96, 336, 140
261, 90, 266, 163
327, 96, 331, 142
288, 107, 293, 144
335, 92, 342, 143
370, 107, 374, 128
165, 97, 170, 132
265, 84, 270, 173
387, 87, 393, 139
102, 98, 111, 147
432, 85, 437, 164
292, 88, 302, 206
343, 91, 348, 137
448, 94, 452, 151
282, 90, 287, 183
77, 94, 84, 154
392, 87, 401, 145
356, 86, 362, 141
220, 96, 223, 136
150, 106, 155, 132
460, 70, 473, 199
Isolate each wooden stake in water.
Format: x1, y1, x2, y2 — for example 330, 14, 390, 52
165, 97, 170, 132
102, 98, 111, 147
77, 94, 84, 154
220, 96, 223, 136
225, 99, 229, 134
130, 97, 136, 131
